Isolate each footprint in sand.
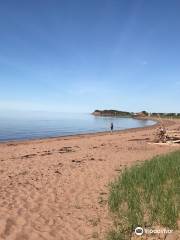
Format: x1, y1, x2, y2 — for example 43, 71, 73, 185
59, 147, 75, 153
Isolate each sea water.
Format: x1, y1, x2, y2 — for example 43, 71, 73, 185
0, 112, 155, 141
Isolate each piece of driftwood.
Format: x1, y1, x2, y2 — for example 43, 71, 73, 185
167, 134, 180, 137
149, 141, 180, 146
170, 139, 180, 143
154, 128, 180, 143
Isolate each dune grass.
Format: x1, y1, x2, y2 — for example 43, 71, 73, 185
107, 151, 180, 239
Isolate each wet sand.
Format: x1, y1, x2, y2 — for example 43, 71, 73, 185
0, 119, 180, 240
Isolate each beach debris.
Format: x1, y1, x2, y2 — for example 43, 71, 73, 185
154, 126, 180, 144
21, 154, 37, 159
155, 126, 167, 143
128, 137, 150, 142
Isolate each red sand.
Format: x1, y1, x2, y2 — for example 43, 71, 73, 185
0, 119, 180, 240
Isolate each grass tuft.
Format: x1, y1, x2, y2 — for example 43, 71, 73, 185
108, 151, 180, 239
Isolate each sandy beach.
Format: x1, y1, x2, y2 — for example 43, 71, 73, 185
0, 119, 180, 240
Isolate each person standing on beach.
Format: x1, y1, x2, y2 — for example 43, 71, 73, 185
110, 122, 114, 133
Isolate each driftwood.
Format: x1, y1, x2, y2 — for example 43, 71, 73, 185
167, 133, 180, 137
154, 127, 180, 144
172, 140, 180, 143
166, 131, 180, 142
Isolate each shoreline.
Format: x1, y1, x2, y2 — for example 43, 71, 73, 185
0, 118, 179, 240
0, 118, 160, 145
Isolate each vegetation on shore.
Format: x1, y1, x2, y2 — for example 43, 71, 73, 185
92, 109, 180, 118
107, 151, 180, 240
151, 112, 180, 118
92, 110, 132, 117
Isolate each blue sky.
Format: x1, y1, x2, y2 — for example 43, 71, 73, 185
0, 0, 180, 113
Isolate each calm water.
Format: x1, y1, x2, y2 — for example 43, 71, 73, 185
0, 113, 155, 142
